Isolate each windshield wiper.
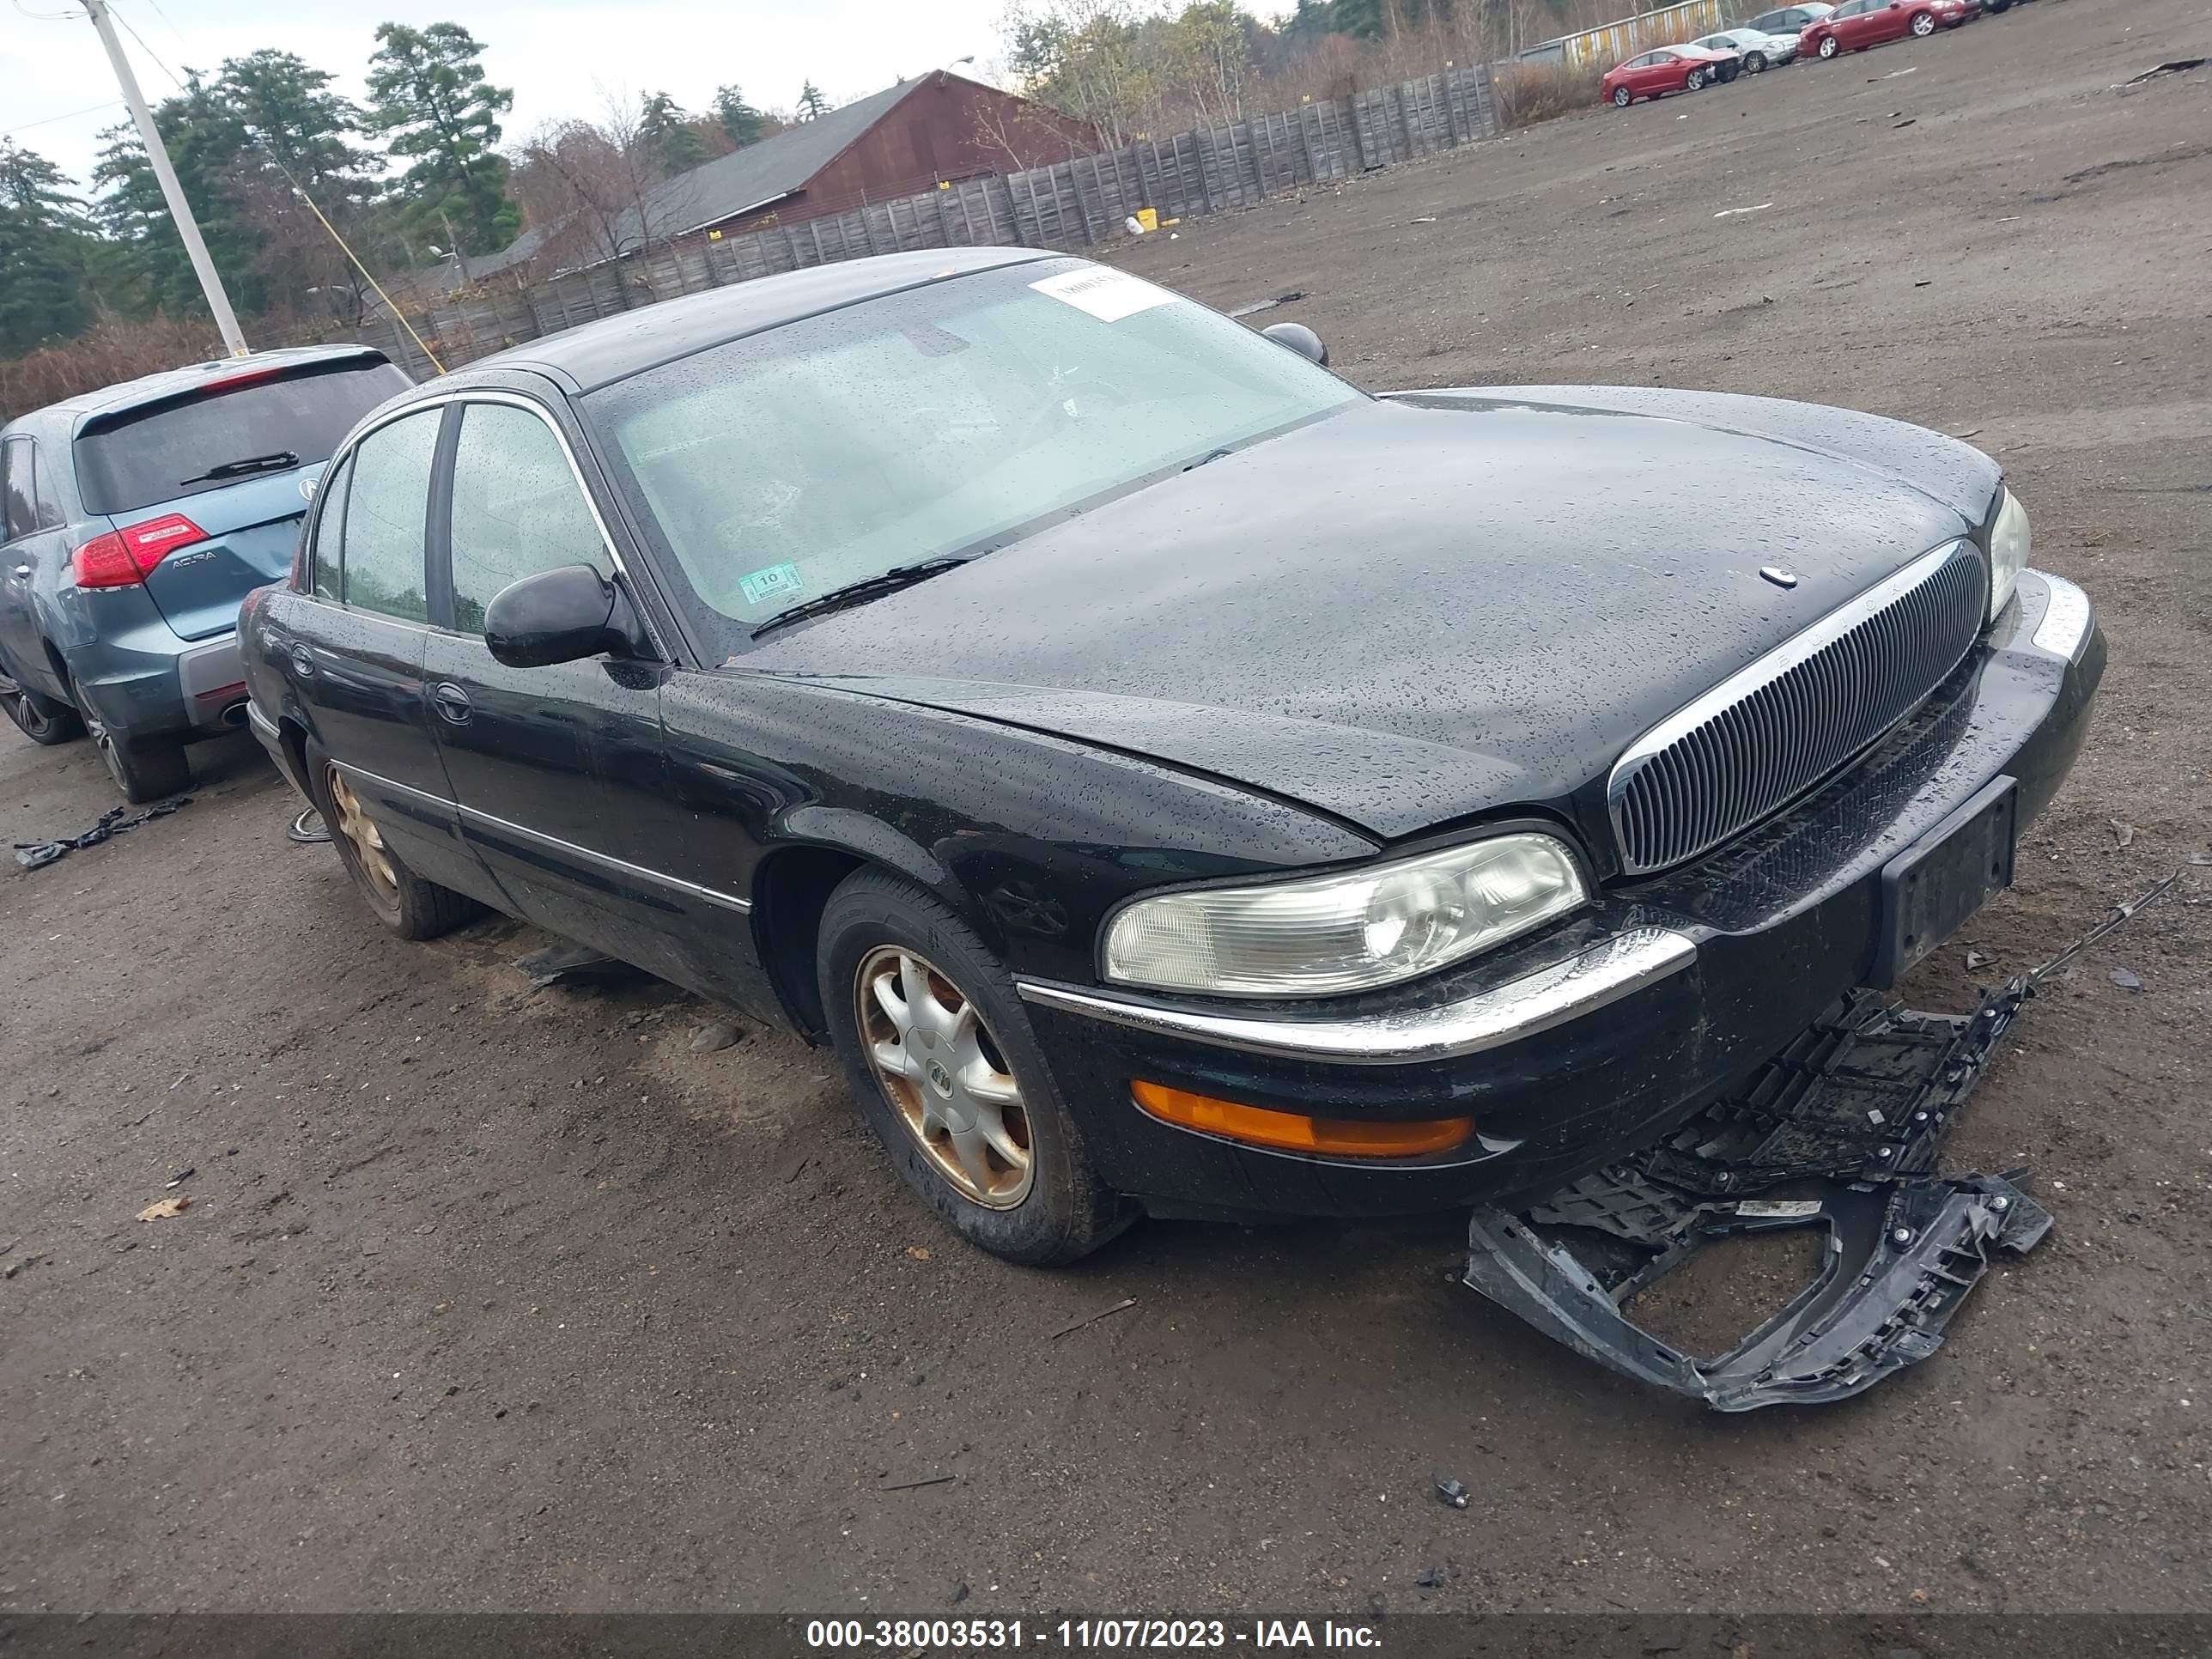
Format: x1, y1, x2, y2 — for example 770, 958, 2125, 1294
179, 451, 297, 485
750, 557, 971, 638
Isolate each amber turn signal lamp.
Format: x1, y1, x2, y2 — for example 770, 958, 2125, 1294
1132, 1081, 1473, 1158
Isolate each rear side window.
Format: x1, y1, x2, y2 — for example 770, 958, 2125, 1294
308, 453, 353, 602
1, 440, 30, 542
73, 359, 412, 517
447, 403, 611, 635
30, 446, 64, 530
338, 411, 439, 623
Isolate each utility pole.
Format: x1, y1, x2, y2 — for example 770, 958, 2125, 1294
81, 0, 249, 357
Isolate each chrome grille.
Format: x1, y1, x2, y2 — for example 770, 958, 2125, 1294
1608, 542, 1988, 875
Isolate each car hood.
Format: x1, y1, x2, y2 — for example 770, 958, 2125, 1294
741, 387, 1999, 842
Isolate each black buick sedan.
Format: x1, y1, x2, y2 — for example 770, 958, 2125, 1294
241, 247, 2101, 1264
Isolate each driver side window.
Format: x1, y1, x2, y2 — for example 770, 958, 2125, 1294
447, 402, 612, 635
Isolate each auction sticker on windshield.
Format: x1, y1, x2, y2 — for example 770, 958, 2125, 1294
1030, 265, 1176, 323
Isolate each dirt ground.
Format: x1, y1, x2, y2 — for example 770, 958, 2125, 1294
4, 0, 2209, 1618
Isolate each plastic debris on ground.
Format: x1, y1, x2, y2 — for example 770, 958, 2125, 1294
515, 940, 646, 990
13, 797, 190, 870
1462, 874, 2179, 1410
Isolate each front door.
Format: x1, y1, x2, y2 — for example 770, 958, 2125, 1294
422, 396, 703, 985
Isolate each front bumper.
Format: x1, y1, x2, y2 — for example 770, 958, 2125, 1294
1018, 569, 2101, 1222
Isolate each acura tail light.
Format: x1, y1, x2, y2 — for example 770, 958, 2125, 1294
73, 514, 207, 588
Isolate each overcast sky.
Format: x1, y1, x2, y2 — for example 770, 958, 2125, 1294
1, 0, 1012, 195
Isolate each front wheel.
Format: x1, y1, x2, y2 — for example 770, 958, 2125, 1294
1613, 85, 1632, 106
0, 667, 81, 746
1746, 51, 1768, 71
818, 868, 1129, 1265
1686, 67, 1707, 89
1817, 33, 1840, 57
1910, 10, 1937, 33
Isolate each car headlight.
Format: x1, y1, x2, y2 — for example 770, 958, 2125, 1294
1102, 832, 1589, 999
1986, 487, 2030, 622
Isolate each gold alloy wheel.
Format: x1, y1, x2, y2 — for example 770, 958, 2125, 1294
325, 766, 400, 909
856, 945, 1034, 1209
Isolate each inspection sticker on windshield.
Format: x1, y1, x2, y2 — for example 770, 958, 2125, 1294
1030, 266, 1176, 323
738, 562, 803, 606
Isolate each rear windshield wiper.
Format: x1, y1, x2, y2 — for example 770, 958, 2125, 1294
750, 557, 971, 638
179, 450, 298, 486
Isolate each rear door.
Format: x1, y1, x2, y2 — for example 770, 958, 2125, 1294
0, 436, 52, 686
1864, 0, 1910, 41
70, 356, 410, 643
287, 404, 482, 896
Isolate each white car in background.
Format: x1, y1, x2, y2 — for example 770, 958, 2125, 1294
1693, 25, 1802, 69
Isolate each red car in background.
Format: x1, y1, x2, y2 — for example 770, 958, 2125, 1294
1802, 0, 1974, 58
1602, 44, 1739, 106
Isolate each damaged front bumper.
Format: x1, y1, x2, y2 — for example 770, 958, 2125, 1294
1462, 878, 2173, 1411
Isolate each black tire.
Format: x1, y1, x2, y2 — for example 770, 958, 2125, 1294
1747, 51, 1768, 71
1612, 85, 1632, 106
1686, 66, 1707, 89
817, 867, 1130, 1266
0, 667, 82, 745
67, 669, 188, 800
305, 738, 478, 939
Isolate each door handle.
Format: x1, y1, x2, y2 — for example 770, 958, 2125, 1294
288, 643, 315, 678
10, 565, 29, 580
430, 682, 472, 726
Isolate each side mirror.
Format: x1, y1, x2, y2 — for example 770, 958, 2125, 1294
1261, 321, 1328, 367
483, 562, 639, 669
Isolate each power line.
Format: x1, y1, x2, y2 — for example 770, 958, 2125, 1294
2, 99, 124, 137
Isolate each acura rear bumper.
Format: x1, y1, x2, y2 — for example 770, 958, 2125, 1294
1018, 569, 2101, 1222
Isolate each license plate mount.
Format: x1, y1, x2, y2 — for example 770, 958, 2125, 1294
1871, 775, 2019, 988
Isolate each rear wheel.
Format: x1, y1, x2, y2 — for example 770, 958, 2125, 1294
1817, 33, 1840, 57
1911, 10, 1937, 33
71, 678, 189, 802
308, 740, 477, 939
818, 868, 1128, 1265
0, 667, 81, 746
1612, 85, 1632, 106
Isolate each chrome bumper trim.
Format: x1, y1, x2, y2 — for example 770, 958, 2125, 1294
2027, 569, 2093, 663
1015, 927, 1698, 1066
245, 703, 280, 741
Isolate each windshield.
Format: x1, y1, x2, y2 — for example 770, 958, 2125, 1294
585, 258, 1360, 645
75, 359, 412, 516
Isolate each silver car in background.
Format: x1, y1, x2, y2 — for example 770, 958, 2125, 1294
1694, 26, 1802, 69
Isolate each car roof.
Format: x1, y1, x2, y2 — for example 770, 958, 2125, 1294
32, 343, 391, 434
468, 246, 1062, 394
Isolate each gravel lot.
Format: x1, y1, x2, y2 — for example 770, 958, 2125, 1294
3, 0, 2208, 1616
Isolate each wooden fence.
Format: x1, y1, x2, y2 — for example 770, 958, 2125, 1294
370, 63, 1498, 376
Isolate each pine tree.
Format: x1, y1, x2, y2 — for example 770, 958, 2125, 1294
363, 21, 518, 256
638, 92, 711, 178
796, 80, 830, 120
711, 84, 766, 149
0, 142, 98, 356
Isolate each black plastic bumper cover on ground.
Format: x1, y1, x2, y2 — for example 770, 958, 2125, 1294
1460, 877, 2174, 1411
